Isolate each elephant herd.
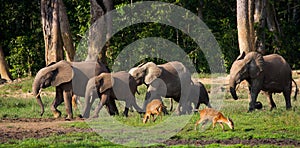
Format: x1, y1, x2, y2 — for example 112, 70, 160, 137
32, 51, 298, 120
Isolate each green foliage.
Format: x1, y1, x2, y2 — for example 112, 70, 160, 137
0, 0, 299, 78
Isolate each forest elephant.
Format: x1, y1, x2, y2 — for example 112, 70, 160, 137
129, 61, 193, 114
229, 51, 298, 112
175, 80, 211, 112
189, 80, 211, 110
82, 71, 143, 118
32, 60, 118, 120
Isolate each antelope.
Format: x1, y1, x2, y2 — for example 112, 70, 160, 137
195, 108, 234, 131
143, 99, 166, 123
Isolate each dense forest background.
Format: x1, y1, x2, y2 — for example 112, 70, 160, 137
0, 0, 299, 79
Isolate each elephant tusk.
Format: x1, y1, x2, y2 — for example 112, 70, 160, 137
36, 89, 42, 98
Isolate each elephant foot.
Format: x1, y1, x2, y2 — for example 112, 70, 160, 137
65, 114, 73, 121
91, 114, 99, 118
53, 110, 61, 118
286, 106, 292, 110
247, 108, 255, 113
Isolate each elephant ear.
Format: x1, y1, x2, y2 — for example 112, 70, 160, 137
98, 73, 114, 93
244, 52, 264, 78
51, 60, 74, 86
143, 62, 162, 85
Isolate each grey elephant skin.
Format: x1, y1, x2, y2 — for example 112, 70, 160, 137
229, 52, 298, 112
32, 60, 118, 120
129, 61, 192, 114
82, 71, 143, 118
189, 80, 211, 110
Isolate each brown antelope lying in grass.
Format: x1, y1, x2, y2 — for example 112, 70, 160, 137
195, 108, 234, 131
143, 99, 166, 123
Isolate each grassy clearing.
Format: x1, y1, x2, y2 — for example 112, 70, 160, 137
0, 77, 299, 147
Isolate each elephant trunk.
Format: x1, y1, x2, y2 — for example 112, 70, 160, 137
32, 77, 45, 116
229, 78, 238, 100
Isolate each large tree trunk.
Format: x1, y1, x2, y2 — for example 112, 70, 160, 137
0, 45, 12, 81
254, 0, 267, 54
41, 0, 74, 65
41, 0, 64, 65
58, 0, 75, 62
86, 0, 113, 65
237, 0, 255, 54
265, 0, 282, 51
87, 0, 106, 62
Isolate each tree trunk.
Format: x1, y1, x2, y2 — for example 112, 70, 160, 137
41, 0, 64, 65
254, 0, 266, 54
237, 0, 255, 54
266, 0, 282, 51
58, 0, 75, 62
0, 45, 12, 81
197, 0, 204, 20
86, 0, 113, 65
86, 0, 105, 62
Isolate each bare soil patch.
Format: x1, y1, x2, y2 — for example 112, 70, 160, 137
1, 118, 299, 146
0, 117, 92, 143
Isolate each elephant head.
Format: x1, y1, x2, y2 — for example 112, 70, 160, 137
129, 62, 162, 86
229, 52, 264, 100
32, 60, 73, 116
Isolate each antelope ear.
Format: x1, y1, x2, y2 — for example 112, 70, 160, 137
51, 61, 74, 86
98, 73, 114, 93
144, 62, 162, 85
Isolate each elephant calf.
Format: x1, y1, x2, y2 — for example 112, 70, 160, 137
189, 80, 211, 110
83, 71, 143, 118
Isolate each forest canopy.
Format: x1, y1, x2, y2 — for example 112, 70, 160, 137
0, 0, 299, 79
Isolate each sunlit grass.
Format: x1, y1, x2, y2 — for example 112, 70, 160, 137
0, 77, 299, 147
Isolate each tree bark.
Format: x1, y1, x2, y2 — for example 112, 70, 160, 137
237, 0, 255, 54
41, 0, 64, 65
86, 0, 105, 62
58, 0, 75, 62
254, 0, 266, 54
86, 0, 113, 65
266, 0, 282, 51
0, 45, 12, 81
197, 0, 204, 20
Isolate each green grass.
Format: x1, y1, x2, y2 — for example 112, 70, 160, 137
0, 77, 299, 147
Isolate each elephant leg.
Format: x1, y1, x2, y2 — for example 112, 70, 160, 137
92, 92, 109, 118
248, 89, 260, 112
63, 91, 73, 120
169, 98, 173, 112
283, 90, 292, 110
130, 98, 143, 114
248, 80, 263, 112
105, 97, 119, 116
123, 107, 129, 117
267, 92, 276, 110
51, 87, 63, 118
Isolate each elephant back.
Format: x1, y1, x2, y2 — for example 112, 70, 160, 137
71, 61, 109, 97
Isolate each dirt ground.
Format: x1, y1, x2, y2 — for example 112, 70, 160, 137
1, 118, 299, 146
1, 72, 299, 146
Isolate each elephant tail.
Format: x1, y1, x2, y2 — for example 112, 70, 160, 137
292, 79, 298, 101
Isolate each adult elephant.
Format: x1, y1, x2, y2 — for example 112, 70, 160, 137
82, 71, 143, 118
32, 60, 118, 120
229, 52, 298, 112
129, 61, 192, 114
